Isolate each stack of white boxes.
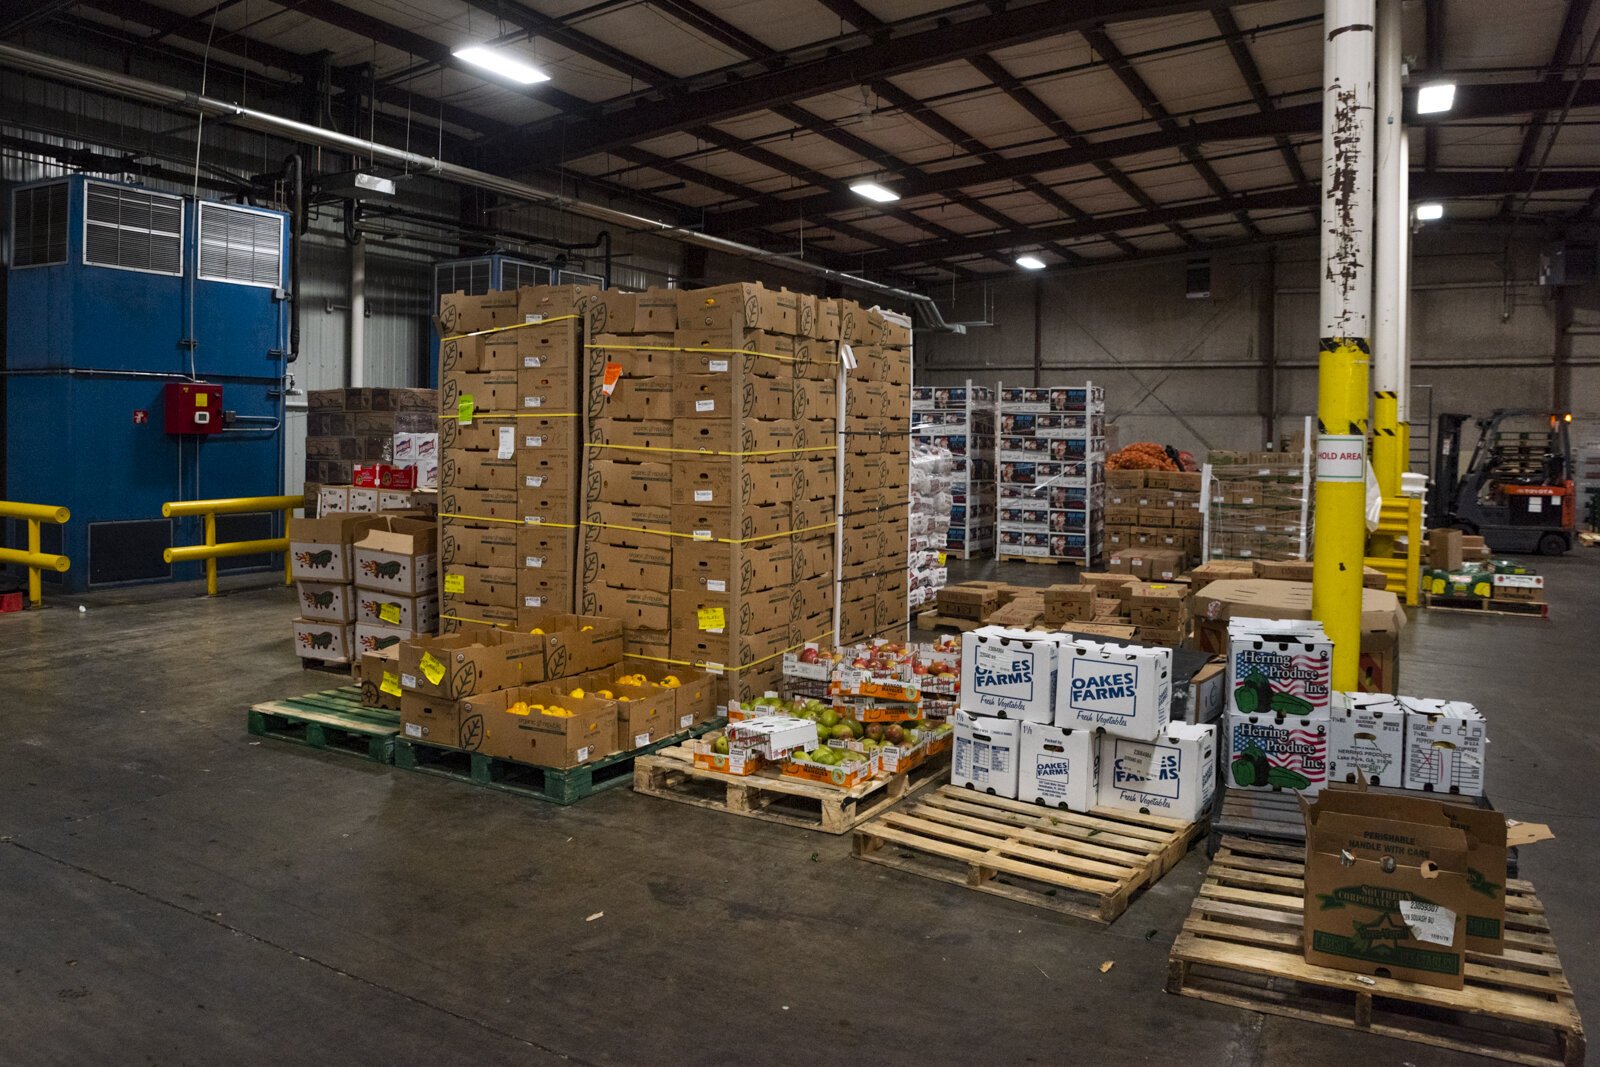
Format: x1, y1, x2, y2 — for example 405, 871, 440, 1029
955, 626, 1216, 822
1329, 693, 1487, 797
1224, 617, 1332, 795
908, 443, 953, 611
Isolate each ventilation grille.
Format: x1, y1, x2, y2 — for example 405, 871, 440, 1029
84, 182, 183, 275
501, 259, 550, 290
198, 202, 284, 287
435, 258, 491, 299
11, 182, 69, 267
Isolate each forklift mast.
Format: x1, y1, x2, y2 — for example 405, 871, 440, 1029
1428, 413, 1472, 527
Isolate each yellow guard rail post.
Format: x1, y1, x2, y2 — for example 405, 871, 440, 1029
163, 495, 303, 596
0, 501, 71, 607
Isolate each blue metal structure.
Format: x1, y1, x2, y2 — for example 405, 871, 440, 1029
5, 174, 290, 591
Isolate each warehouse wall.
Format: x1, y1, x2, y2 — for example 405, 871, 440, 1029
917, 228, 1600, 467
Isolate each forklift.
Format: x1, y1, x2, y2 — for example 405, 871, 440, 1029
1427, 410, 1576, 555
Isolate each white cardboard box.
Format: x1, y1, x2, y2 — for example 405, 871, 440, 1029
295, 580, 354, 623
1018, 721, 1098, 810
1097, 722, 1217, 823
354, 622, 411, 657
1225, 710, 1330, 795
1058, 639, 1172, 740
1402, 697, 1488, 796
347, 487, 379, 513
316, 485, 350, 517
727, 715, 818, 760
960, 627, 1059, 723
292, 618, 354, 662
952, 710, 1021, 797
1226, 617, 1334, 716
1329, 691, 1406, 788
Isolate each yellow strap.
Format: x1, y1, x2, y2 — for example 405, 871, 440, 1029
436, 411, 581, 422
581, 518, 836, 545
441, 314, 580, 342
588, 342, 839, 366
440, 611, 511, 628
585, 441, 837, 458
624, 630, 833, 672
439, 513, 582, 529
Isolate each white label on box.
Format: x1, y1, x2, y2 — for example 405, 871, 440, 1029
523, 355, 543, 368
1399, 900, 1457, 946
524, 596, 544, 608
709, 359, 729, 372
405, 723, 422, 737
525, 555, 546, 569
693, 530, 712, 541
680, 713, 693, 729
524, 395, 543, 408
576, 746, 589, 762
526, 475, 545, 488
401, 673, 418, 689
707, 580, 726, 593
705, 661, 724, 674
634, 732, 651, 748
695, 399, 716, 413
1316, 434, 1365, 482
525, 313, 545, 323
524, 515, 545, 525
694, 489, 714, 502
1528, 496, 1543, 513
525, 435, 544, 448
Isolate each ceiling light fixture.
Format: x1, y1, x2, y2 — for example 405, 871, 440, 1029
1414, 202, 1444, 221
1416, 81, 1455, 114
453, 45, 550, 85
850, 180, 900, 203
1015, 255, 1047, 270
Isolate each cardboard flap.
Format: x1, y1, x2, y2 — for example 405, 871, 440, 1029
1506, 820, 1555, 847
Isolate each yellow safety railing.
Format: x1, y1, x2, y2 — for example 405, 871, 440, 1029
163, 496, 304, 596
0, 501, 71, 607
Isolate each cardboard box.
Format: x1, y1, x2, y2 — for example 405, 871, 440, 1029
400, 689, 489, 749
937, 584, 1000, 620
477, 686, 619, 768
1097, 722, 1216, 822
296, 580, 354, 623
354, 590, 438, 634
1017, 721, 1099, 811
1427, 528, 1464, 570
951, 710, 1021, 798
1329, 692, 1406, 787
1057, 639, 1172, 740
1226, 709, 1330, 794
354, 622, 413, 657
292, 618, 354, 662
398, 628, 545, 698
1226, 616, 1334, 717
1302, 789, 1478, 989
1402, 698, 1488, 797
960, 628, 1060, 723
353, 517, 437, 595
288, 514, 383, 581
532, 615, 624, 678
357, 649, 402, 710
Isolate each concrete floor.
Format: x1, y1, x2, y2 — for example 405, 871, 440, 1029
2, 555, 1595, 1066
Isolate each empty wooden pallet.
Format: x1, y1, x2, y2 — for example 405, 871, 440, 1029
1167, 835, 1584, 1067
853, 785, 1203, 924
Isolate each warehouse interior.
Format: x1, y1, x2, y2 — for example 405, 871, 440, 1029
1, 0, 1597, 1064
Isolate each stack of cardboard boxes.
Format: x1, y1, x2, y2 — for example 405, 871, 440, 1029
1204, 447, 1312, 562
911, 382, 995, 557
304, 387, 437, 511
995, 385, 1107, 563
1103, 468, 1203, 569
838, 307, 912, 647
908, 444, 953, 611
289, 513, 382, 665
435, 286, 592, 631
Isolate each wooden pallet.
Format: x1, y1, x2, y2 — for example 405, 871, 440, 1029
1167, 836, 1584, 1067
913, 610, 985, 633
1423, 593, 1549, 618
633, 746, 948, 834
247, 686, 398, 763
299, 656, 354, 673
997, 553, 1075, 566
853, 785, 1203, 924
394, 719, 721, 806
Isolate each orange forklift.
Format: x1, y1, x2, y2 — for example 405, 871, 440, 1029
1428, 410, 1576, 555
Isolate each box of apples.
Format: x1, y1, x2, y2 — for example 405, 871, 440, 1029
782, 643, 840, 682
830, 639, 921, 702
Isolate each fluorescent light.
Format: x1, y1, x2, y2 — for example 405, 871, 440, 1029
453, 45, 550, 85
1416, 82, 1455, 114
850, 180, 900, 203
1015, 255, 1047, 270
1415, 202, 1444, 221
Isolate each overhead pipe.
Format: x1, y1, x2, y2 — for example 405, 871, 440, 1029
281, 153, 304, 364
0, 43, 962, 332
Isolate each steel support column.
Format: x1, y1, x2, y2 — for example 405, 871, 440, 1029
1372, 0, 1404, 498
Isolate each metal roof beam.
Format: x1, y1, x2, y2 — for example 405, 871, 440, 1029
1499, 0, 1597, 215
482, 0, 1233, 167
1211, 6, 1310, 192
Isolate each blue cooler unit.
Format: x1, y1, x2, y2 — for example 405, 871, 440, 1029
5, 175, 290, 591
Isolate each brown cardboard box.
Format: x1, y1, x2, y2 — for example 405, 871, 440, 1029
442, 563, 518, 608
584, 581, 670, 631
353, 517, 438, 596
674, 283, 783, 331
671, 456, 795, 508
289, 514, 385, 582
1302, 789, 1480, 989
936, 584, 1000, 620
588, 457, 673, 507
1105, 504, 1141, 526
587, 333, 676, 379
673, 374, 793, 421
477, 686, 619, 767
592, 375, 673, 420
440, 450, 517, 491
438, 487, 521, 527
1041, 583, 1094, 623
398, 628, 545, 698
672, 417, 800, 455
669, 502, 793, 542
672, 539, 793, 596
1427, 528, 1464, 570
440, 369, 521, 415
1138, 507, 1173, 528
1106, 469, 1146, 489
670, 622, 791, 671
670, 586, 800, 638
357, 649, 402, 710
296, 580, 355, 623
400, 689, 493, 749
1057, 621, 1137, 641
589, 417, 674, 450
530, 615, 624, 677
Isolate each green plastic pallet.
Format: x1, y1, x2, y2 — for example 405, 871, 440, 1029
247, 685, 399, 764
394, 719, 722, 805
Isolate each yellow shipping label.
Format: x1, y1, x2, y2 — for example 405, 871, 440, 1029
380, 671, 402, 697
419, 651, 446, 685
379, 602, 401, 624
443, 573, 465, 594
697, 606, 726, 632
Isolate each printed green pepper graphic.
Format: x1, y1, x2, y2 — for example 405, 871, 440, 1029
1230, 743, 1311, 790
1269, 692, 1314, 716
1234, 671, 1273, 713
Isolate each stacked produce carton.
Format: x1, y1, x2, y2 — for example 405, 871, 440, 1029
289, 513, 384, 665
995, 384, 1106, 563
351, 516, 439, 658
911, 381, 995, 557
304, 387, 437, 510
908, 443, 953, 611
1102, 468, 1203, 568
1203, 443, 1313, 563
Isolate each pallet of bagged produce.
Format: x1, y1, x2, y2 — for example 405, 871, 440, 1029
852, 785, 1202, 924
1167, 835, 1583, 1067
393, 719, 721, 806
247, 685, 398, 763
632, 745, 949, 834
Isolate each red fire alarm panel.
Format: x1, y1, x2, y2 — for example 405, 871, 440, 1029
163, 382, 224, 435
